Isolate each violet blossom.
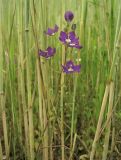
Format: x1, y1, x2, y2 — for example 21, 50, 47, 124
62, 60, 81, 74
59, 31, 82, 49
44, 24, 59, 36
39, 47, 56, 59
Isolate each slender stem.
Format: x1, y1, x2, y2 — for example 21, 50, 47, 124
0, 139, 2, 160
25, 0, 34, 159
90, 84, 110, 160
109, 4, 121, 80
30, 1, 49, 159
17, 0, 29, 158
102, 82, 114, 160
70, 75, 78, 159
60, 1, 65, 159
0, 0, 9, 159
60, 45, 65, 160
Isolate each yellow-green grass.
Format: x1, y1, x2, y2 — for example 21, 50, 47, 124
0, 0, 121, 160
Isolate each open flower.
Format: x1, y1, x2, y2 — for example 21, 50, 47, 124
59, 31, 82, 49
44, 24, 59, 36
64, 11, 74, 22
39, 47, 56, 59
62, 60, 81, 74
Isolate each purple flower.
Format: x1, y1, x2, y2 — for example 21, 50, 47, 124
44, 24, 59, 36
59, 31, 83, 49
64, 11, 74, 22
62, 60, 81, 74
39, 47, 56, 59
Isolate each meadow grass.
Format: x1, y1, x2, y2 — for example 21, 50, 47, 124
0, 0, 121, 160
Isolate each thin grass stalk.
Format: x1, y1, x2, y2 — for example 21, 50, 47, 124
48, 11, 57, 158
2, 96, 10, 160
113, 3, 121, 51
43, 59, 49, 158
7, 1, 17, 158
16, 1, 22, 146
60, 1, 65, 159
110, 2, 121, 149
40, 64, 49, 160
25, 0, 34, 159
42, 100, 49, 160
2, 68, 10, 160
60, 46, 65, 160
90, 84, 110, 160
111, 124, 115, 153
36, 62, 44, 131
30, 1, 48, 159
40, 1, 49, 159
70, 46, 82, 151
30, 0, 44, 131
49, 124, 53, 160
109, 4, 121, 80
111, 27, 121, 78
46, 63, 53, 159
102, 82, 114, 160
42, 70, 49, 160
97, 91, 121, 140
86, 26, 91, 89
0, 0, 3, 157
19, 66, 30, 159
69, 133, 77, 160
17, 0, 30, 158
101, 4, 121, 159
0, 139, 3, 160
35, 57, 45, 142
0, 1, 9, 159
0, 2, 3, 158
103, 0, 111, 63
70, 75, 78, 159
80, 0, 87, 44
95, 19, 121, 143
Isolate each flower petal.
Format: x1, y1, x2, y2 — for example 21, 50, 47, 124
62, 66, 74, 74
45, 25, 59, 36
66, 60, 74, 67
59, 31, 68, 43
39, 50, 47, 57
73, 65, 81, 72
46, 47, 56, 58
39, 47, 56, 59
69, 32, 76, 40
62, 61, 81, 73
45, 28, 53, 35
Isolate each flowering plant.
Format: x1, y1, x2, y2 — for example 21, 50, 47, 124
39, 10, 83, 74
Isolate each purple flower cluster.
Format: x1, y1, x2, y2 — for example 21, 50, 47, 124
38, 11, 83, 74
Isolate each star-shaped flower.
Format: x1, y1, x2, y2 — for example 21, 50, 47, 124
44, 24, 59, 36
39, 47, 56, 59
62, 60, 81, 74
59, 31, 82, 49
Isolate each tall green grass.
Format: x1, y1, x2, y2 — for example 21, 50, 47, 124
0, 0, 121, 160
